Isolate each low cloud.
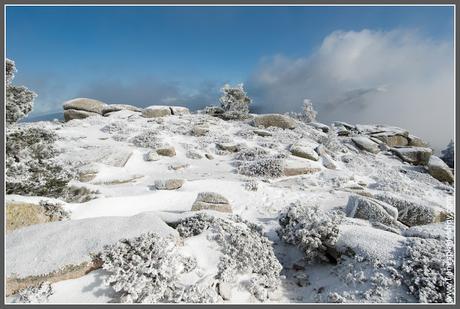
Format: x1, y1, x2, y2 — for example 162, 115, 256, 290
246, 29, 454, 151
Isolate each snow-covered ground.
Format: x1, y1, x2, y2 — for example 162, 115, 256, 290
5, 108, 455, 304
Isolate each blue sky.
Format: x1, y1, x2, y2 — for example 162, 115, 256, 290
6, 5, 454, 150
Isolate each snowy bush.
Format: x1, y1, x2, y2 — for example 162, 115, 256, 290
98, 232, 198, 303
440, 140, 454, 168
300, 99, 317, 123
39, 200, 71, 221
219, 84, 251, 119
233, 146, 269, 162
401, 237, 454, 303
15, 282, 53, 303
278, 202, 343, 263
320, 124, 345, 154
243, 179, 259, 191
101, 121, 132, 135
176, 214, 282, 301
6, 126, 75, 197
237, 157, 284, 178
130, 129, 162, 148
6, 59, 37, 125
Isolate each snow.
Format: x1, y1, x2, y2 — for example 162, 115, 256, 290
5, 109, 455, 303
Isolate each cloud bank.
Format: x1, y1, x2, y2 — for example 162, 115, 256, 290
246, 29, 454, 151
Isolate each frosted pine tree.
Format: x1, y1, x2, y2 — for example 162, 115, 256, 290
5, 58, 37, 125
300, 99, 317, 123
219, 83, 252, 119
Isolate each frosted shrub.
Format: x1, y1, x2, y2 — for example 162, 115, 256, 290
320, 124, 345, 154
98, 232, 197, 303
176, 214, 282, 301
233, 146, 269, 162
219, 83, 252, 120
39, 200, 71, 221
237, 157, 284, 178
440, 140, 454, 168
278, 202, 343, 263
300, 99, 317, 123
15, 282, 53, 303
6, 126, 75, 197
130, 129, 162, 148
101, 121, 132, 135
401, 238, 454, 303
243, 179, 259, 191
6, 59, 37, 125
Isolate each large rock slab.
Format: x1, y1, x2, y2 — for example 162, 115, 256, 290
191, 192, 232, 213
374, 193, 451, 226
427, 155, 454, 183
101, 104, 142, 115
290, 143, 319, 161
371, 133, 409, 147
252, 114, 297, 130
345, 195, 399, 228
63, 98, 107, 114
6, 212, 178, 279
6, 202, 57, 233
391, 147, 432, 165
142, 105, 172, 118
352, 136, 380, 154
64, 109, 101, 122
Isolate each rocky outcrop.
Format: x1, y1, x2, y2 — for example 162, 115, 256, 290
145, 150, 161, 161
186, 149, 203, 159
391, 147, 432, 165
216, 143, 240, 153
6, 202, 59, 232
374, 193, 451, 226
191, 192, 232, 213
101, 104, 142, 115
170, 106, 190, 115
352, 136, 380, 154
191, 125, 209, 136
427, 155, 454, 183
63, 98, 107, 114
252, 114, 297, 130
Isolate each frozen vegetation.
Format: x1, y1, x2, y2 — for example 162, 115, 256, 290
4, 64, 455, 304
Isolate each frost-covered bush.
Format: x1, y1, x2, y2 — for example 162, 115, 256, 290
6, 126, 75, 197
98, 232, 197, 303
39, 200, 71, 221
176, 214, 282, 301
300, 99, 317, 123
15, 282, 53, 303
219, 83, 251, 119
237, 157, 284, 178
278, 202, 343, 263
233, 146, 268, 162
401, 238, 454, 303
101, 121, 132, 135
320, 124, 345, 154
440, 140, 454, 168
243, 179, 259, 191
6, 59, 37, 125
130, 129, 162, 148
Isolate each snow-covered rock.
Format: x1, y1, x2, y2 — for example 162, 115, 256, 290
63, 98, 107, 114
252, 114, 297, 130
145, 150, 161, 161
101, 104, 142, 115
6, 211, 178, 279
154, 179, 185, 190
371, 133, 408, 147
352, 136, 380, 154
170, 106, 190, 116
427, 155, 454, 183
391, 147, 432, 165
191, 192, 232, 213
290, 143, 319, 161
374, 193, 450, 226
191, 125, 209, 136
156, 146, 176, 157
64, 109, 101, 121
345, 195, 399, 228
142, 106, 172, 118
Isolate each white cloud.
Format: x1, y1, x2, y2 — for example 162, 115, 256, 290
247, 29, 454, 151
